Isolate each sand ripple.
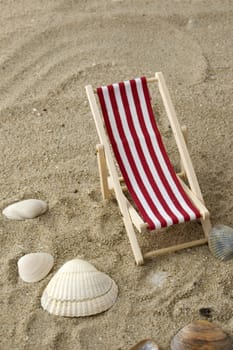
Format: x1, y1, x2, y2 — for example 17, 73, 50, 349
1, 2, 233, 350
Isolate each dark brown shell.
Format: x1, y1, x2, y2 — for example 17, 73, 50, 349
171, 320, 233, 350
129, 339, 159, 350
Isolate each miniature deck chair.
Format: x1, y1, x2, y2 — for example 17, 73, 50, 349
85, 72, 211, 265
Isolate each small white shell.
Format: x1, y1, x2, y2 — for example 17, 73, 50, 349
18, 253, 54, 283
41, 259, 118, 317
2, 199, 48, 220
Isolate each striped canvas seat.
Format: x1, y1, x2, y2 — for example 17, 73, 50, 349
97, 77, 201, 230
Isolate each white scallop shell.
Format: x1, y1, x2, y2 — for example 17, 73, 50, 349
41, 259, 118, 317
2, 199, 48, 220
18, 253, 54, 283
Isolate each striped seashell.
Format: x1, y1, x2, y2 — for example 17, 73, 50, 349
208, 224, 233, 261
171, 320, 233, 350
2, 199, 48, 220
41, 259, 118, 317
129, 339, 159, 350
18, 253, 54, 283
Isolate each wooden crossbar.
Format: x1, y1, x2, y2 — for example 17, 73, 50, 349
94, 76, 158, 94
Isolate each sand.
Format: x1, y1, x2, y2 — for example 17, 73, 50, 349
1, 0, 233, 349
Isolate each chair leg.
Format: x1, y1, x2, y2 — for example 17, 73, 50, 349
96, 144, 112, 200
122, 216, 144, 265
96, 143, 144, 264
200, 217, 212, 238
180, 125, 188, 178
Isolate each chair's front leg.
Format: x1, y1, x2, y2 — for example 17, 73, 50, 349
200, 216, 212, 238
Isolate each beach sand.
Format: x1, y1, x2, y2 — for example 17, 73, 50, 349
1, 1, 233, 349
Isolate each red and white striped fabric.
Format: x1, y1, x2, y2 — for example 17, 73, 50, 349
97, 77, 201, 230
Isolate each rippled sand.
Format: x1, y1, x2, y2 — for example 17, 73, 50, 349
1, 1, 233, 349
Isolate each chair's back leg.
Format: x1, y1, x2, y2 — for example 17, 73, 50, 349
96, 144, 112, 200
180, 125, 188, 178
156, 72, 204, 202
156, 72, 212, 241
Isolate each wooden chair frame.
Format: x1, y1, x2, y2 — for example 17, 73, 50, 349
85, 72, 211, 265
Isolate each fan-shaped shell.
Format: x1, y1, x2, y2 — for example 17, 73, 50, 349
41, 259, 118, 317
208, 224, 233, 261
2, 199, 48, 220
171, 320, 233, 350
18, 253, 54, 283
129, 339, 159, 350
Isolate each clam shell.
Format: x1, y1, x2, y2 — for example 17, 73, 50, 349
129, 339, 159, 350
41, 259, 118, 317
2, 199, 48, 220
171, 320, 233, 350
18, 253, 54, 283
208, 224, 233, 261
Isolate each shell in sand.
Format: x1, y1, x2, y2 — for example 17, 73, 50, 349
129, 339, 159, 350
18, 253, 54, 283
2, 199, 48, 220
208, 224, 233, 261
171, 320, 233, 350
41, 258, 118, 317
